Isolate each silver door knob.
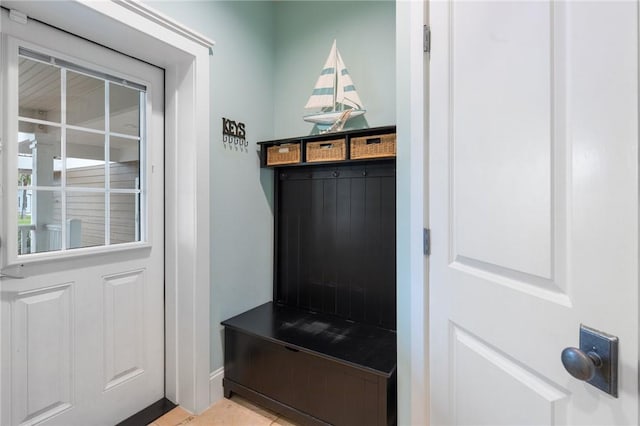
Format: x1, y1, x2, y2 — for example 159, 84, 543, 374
561, 347, 602, 381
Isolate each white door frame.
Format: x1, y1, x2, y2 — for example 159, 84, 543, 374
395, 1, 429, 425
0, 0, 213, 415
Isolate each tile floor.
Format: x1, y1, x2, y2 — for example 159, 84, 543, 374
149, 396, 298, 426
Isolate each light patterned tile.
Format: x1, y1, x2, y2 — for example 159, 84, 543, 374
152, 407, 194, 426
153, 397, 301, 426
272, 415, 299, 426
231, 396, 279, 422
187, 398, 273, 426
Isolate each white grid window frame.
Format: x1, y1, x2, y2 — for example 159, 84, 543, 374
14, 46, 147, 257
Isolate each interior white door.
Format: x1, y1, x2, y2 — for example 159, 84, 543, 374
0, 11, 165, 426
429, 1, 638, 425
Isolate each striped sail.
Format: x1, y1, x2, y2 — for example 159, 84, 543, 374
335, 50, 362, 109
304, 40, 363, 111
305, 40, 338, 109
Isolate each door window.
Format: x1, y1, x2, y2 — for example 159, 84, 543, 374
17, 48, 145, 255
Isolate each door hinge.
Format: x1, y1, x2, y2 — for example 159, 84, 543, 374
423, 228, 431, 256
424, 25, 431, 53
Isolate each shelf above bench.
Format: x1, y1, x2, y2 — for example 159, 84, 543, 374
257, 125, 397, 168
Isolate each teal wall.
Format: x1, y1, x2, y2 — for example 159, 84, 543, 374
145, 0, 277, 371
144, 0, 395, 373
273, 1, 396, 138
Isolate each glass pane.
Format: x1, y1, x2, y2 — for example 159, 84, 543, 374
110, 136, 140, 189
17, 189, 34, 255
16, 53, 147, 256
67, 70, 105, 130
67, 191, 105, 249
111, 193, 139, 244
19, 57, 61, 122
18, 189, 62, 254
66, 129, 105, 188
110, 84, 140, 136
18, 122, 61, 187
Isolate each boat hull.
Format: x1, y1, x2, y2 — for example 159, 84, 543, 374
303, 109, 366, 125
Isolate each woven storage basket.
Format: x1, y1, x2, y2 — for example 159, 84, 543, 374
266, 143, 301, 166
350, 133, 396, 160
306, 139, 346, 163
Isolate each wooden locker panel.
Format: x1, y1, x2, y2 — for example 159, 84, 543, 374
275, 161, 396, 330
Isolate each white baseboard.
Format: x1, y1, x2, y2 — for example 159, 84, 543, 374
209, 367, 225, 405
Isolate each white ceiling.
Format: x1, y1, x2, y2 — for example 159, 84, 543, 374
19, 57, 140, 136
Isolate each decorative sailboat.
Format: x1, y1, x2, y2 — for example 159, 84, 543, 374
304, 40, 366, 130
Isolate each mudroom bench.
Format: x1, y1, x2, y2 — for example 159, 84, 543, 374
222, 126, 397, 425
222, 302, 397, 426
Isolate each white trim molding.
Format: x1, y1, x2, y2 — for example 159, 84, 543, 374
112, 0, 215, 54
209, 367, 225, 406
396, 0, 429, 425
0, 0, 213, 415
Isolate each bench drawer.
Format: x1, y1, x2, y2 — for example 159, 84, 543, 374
224, 328, 394, 426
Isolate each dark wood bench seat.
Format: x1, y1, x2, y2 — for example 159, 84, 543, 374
222, 302, 397, 426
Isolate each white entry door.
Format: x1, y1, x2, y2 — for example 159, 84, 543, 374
429, 1, 638, 425
0, 10, 165, 426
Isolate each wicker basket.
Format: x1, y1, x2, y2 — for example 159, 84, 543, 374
266, 143, 301, 166
306, 139, 346, 163
350, 133, 396, 160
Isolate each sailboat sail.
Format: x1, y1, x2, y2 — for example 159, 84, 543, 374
335, 50, 362, 109
304, 40, 365, 127
305, 40, 338, 109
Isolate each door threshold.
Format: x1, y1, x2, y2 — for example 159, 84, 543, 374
117, 398, 177, 426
